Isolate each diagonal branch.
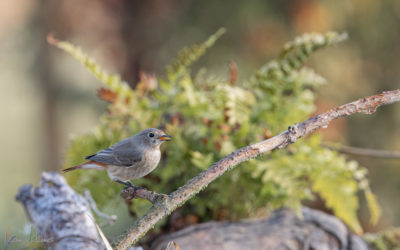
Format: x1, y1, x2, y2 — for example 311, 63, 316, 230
114, 89, 400, 249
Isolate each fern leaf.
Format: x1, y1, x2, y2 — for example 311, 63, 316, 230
364, 228, 400, 250
280, 31, 348, 73
312, 171, 362, 234
365, 188, 382, 225
255, 31, 347, 81
216, 85, 255, 125
166, 28, 226, 83
47, 35, 134, 99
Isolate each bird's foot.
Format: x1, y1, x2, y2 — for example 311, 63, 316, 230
122, 187, 145, 200
115, 179, 145, 199
123, 184, 145, 192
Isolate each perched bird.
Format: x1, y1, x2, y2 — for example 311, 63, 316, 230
62, 128, 171, 188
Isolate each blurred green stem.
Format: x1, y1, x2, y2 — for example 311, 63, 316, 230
322, 144, 400, 159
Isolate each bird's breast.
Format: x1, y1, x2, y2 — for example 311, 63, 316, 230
106, 149, 161, 181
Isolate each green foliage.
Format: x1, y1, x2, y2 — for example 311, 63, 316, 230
364, 228, 400, 250
49, 35, 134, 99
56, 30, 380, 233
365, 188, 381, 225
280, 32, 348, 74
165, 28, 226, 83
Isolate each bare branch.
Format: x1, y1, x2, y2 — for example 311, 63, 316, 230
322, 144, 400, 159
114, 89, 400, 249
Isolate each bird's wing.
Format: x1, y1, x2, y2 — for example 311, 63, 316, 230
85, 138, 142, 167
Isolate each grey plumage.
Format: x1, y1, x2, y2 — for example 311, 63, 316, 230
62, 128, 171, 183
86, 138, 143, 166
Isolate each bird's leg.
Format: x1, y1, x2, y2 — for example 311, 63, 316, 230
114, 179, 132, 187
114, 179, 143, 189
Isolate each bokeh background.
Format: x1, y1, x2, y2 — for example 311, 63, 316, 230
1, 0, 399, 247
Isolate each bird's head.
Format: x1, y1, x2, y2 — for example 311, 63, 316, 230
137, 128, 172, 148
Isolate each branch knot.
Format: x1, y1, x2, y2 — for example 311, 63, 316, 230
287, 123, 300, 144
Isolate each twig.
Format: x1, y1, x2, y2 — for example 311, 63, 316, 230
113, 89, 400, 249
83, 189, 117, 226
322, 144, 400, 159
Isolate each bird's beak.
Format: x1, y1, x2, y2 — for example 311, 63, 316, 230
158, 135, 172, 141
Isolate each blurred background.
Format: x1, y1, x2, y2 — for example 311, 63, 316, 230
1, 0, 399, 247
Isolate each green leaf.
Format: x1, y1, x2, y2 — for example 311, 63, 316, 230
165, 28, 226, 83
365, 188, 381, 225
48, 35, 134, 99
191, 151, 214, 170
312, 168, 362, 234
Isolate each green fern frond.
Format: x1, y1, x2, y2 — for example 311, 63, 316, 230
323, 143, 382, 226
216, 85, 255, 125
165, 28, 226, 83
364, 228, 400, 250
365, 188, 381, 225
280, 31, 348, 74
293, 67, 327, 87
255, 31, 347, 80
311, 165, 362, 234
47, 35, 134, 99
254, 135, 371, 233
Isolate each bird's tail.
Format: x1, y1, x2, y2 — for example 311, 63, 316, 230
62, 161, 105, 173
62, 165, 81, 173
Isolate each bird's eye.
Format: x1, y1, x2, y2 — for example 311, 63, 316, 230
148, 132, 155, 138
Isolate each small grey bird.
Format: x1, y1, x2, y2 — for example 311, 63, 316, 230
62, 128, 171, 187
